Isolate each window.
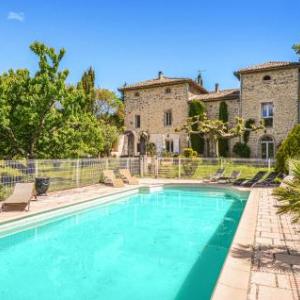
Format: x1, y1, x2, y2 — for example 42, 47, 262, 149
165, 87, 171, 94
165, 140, 174, 152
260, 136, 274, 159
164, 110, 172, 126
135, 115, 141, 128
263, 75, 271, 81
134, 92, 140, 97
261, 102, 273, 127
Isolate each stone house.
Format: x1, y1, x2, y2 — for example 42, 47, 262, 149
119, 62, 300, 158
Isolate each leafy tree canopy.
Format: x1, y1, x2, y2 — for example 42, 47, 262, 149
0, 42, 122, 159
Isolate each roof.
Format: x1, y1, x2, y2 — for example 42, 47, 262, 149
189, 89, 240, 102
235, 61, 300, 77
118, 74, 208, 93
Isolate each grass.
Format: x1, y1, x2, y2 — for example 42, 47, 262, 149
158, 163, 272, 180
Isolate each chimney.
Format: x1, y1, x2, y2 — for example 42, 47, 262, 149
196, 72, 203, 86
158, 71, 163, 79
215, 83, 219, 92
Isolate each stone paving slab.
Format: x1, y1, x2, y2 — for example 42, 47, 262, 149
249, 189, 300, 300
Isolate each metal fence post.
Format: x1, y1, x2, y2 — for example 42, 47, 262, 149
155, 157, 159, 178
178, 157, 181, 178
35, 159, 39, 179
139, 156, 144, 178
268, 158, 271, 172
76, 159, 80, 187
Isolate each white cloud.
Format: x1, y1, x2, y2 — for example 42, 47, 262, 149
7, 12, 25, 22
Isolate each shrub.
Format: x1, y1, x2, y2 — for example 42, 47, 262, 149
189, 100, 205, 154
182, 148, 197, 158
218, 101, 229, 157
275, 124, 300, 173
181, 148, 199, 176
233, 142, 251, 158
146, 143, 156, 156
273, 162, 300, 222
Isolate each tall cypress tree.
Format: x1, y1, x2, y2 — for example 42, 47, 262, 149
80, 67, 96, 113
188, 100, 205, 154
218, 101, 229, 157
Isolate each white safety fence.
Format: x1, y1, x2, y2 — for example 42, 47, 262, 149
0, 158, 141, 198
146, 157, 275, 179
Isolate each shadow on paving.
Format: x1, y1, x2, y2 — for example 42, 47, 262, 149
175, 198, 246, 300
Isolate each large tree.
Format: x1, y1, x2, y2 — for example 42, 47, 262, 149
0, 42, 122, 159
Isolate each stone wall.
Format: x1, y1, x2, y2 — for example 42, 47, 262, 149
124, 83, 190, 153
241, 68, 299, 158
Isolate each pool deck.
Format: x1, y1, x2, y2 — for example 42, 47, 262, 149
0, 179, 300, 299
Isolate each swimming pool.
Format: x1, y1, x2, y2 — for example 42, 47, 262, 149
0, 185, 248, 300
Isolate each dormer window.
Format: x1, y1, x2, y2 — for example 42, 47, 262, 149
165, 87, 171, 94
134, 92, 140, 97
263, 75, 272, 82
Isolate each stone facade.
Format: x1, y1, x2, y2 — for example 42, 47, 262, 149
240, 67, 300, 158
120, 62, 300, 158
120, 75, 206, 156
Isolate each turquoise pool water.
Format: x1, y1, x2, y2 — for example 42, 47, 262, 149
0, 186, 248, 300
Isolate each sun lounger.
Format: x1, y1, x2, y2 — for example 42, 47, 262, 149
253, 171, 280, 187
1, 182, 35, 212
218, 170, 241, 183
119, 169, 139, 185
233, 178, 247, 186
242, 171, 267, 187
102, 170, 125, 187
203, 168, 225, 182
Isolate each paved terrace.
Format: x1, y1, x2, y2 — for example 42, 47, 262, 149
0, 179, 299, 299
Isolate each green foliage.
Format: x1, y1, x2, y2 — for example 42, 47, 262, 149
146, 143, 156, 156
182, 148, 198, 158
292, 43, 300, 56
180, 113, 263, 158
218, 101, 229, 157
0, 42, 122, 159
188, 100, 205, 154
273, 162, 300, 223
95, 89, 124, 130
275, 124, 300, 173
233, 142, 251, 158
243, 118, 255, 144
79, 67, 96, 113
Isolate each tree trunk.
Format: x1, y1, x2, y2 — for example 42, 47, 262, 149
215, 138, 220, 158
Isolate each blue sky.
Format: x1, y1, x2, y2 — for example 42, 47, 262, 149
0, 0, 299, 93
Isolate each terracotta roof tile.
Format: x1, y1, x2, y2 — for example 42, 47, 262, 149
189, 89, 239, 102
236, 61, 300, 75
118, 74, 207, 93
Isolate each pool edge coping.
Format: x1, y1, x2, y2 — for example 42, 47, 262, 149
211, 188, 259, 300
0, 185, 146, 236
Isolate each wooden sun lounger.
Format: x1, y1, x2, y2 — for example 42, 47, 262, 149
119, 169, 139, 185
218, 170, 241, 183
203, 168, 225, 182
102, 170, 125, 188
1, 182, 35, 212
